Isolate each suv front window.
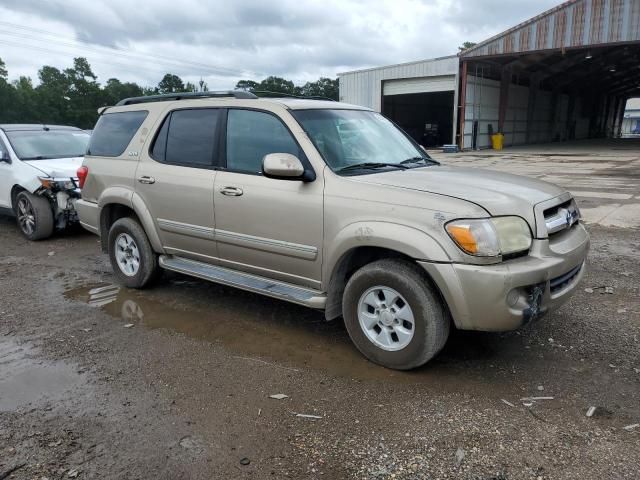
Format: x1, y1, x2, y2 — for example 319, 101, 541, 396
226, 109, 301, 174
292, 109, 435, 174
6, 129, 90, 160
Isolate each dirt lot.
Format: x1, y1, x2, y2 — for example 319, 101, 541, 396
1, 142, 639, 479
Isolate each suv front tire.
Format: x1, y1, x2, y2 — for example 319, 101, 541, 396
342, 259, 450, 370
108, 217, 161, 288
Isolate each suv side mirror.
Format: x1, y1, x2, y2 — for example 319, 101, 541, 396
0, 149, 10, 164
262, 153, 305, 180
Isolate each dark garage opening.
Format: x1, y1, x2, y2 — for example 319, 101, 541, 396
383, 91, 454, 147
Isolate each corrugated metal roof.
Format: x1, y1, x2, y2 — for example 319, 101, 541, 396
460, 0, 640, 58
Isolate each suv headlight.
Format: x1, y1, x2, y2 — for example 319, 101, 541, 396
445, 217, 532, 257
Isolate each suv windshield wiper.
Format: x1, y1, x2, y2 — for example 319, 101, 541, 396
400, 156, 439, 166
337, 162, 408, 174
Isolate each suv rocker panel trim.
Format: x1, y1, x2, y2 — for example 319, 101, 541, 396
214, 229, 318, 260
159, 255, 326, 308
157, 218, 214, 239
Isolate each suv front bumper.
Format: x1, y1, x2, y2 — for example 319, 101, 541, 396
419, 223, 590, 331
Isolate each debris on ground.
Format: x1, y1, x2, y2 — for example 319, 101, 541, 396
123, 324, 134, 328
623, 424, 639, 431
295, 413, 323, 419
67, 469, 79, 478
48, 251, 55, 256
239, 457, 251, 465
520, 396, 554, 401
604, 286, 614, 294
584, 288, 594, 293
454, 447, 465, 467
586, 406, 597, 417
269, 394, 288, 400
537, 385, 545, 391
501, 399, 515, 407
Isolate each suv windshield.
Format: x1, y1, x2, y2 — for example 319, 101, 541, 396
291, 109, 436, 174
5, 129, 90, 160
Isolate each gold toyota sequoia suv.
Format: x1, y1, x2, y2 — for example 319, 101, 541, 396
76, 91, 589, 370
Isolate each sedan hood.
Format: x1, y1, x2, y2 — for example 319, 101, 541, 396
24, 157, 84, 178
353, 165, 567, 226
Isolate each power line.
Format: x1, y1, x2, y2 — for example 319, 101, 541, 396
0, 39, 234, 83
0, 21, 260, 78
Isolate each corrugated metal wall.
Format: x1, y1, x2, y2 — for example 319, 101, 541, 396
461, 0, 640, 58
463, 75, 594, 148
338, 56, 459, 112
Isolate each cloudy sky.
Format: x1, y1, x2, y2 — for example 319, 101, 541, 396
0, 0, 559, 89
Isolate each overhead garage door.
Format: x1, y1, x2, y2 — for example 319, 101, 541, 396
383, 75, 456, 96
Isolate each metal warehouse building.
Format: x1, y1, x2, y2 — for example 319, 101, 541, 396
339, 0, 640, 150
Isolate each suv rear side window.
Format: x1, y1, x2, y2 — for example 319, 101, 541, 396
226, 109, 300, 174
88, 111, 148, 157
151, 109, 220, 167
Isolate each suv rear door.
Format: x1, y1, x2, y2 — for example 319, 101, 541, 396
213, 108, 323, 289
135, 108, 221, 262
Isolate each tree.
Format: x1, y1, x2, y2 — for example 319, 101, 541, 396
300, 77, 339, 100
458, 41, 477, 52
157, 74, 186, 94
235, 79, 259, 92
103, 78, 143, 105
257, 76, 298, 95
0, 58, 7, 81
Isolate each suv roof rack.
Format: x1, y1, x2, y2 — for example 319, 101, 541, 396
115, 90, 258, 106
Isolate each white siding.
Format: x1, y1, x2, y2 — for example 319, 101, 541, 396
339, 56, 459, 112
383, 75, 456, 96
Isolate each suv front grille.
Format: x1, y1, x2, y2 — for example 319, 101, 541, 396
544, 199, 579, 236
550, 263, 582, 294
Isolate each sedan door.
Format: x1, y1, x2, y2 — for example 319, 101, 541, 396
213, 108, 324, 289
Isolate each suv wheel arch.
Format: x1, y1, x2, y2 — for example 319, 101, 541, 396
99, 198, 164, 254
325, 246, 447, 321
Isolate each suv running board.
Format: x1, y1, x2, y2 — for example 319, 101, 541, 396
159, 255, 326, 309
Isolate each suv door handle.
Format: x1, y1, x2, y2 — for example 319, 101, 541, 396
220, 186, 243, 196
137, 176, 156, 184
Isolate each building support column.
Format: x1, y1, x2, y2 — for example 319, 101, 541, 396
458, 60, 468, 150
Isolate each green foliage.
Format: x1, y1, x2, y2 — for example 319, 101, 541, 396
458, 41, 477, 52
235, 76, 339, 100
0, 56, 340, 129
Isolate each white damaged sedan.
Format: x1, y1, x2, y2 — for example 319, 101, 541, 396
0, 124, 90, 240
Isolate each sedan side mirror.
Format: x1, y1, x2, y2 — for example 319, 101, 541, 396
262, 153, 306, 180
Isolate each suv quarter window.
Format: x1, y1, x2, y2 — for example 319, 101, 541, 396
89, 110, 148, 157
225, 109, 302, 174
150, 108, 221, 168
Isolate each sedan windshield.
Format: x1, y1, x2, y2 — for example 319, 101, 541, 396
291, 109, 437, 174
6, 129, 90, 160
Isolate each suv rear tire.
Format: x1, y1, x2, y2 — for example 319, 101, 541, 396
108, 217, 161, 288
15, 191, 55, 241
342, 259, 450, 370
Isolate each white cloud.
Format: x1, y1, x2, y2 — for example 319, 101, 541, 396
0, 0, 560, 89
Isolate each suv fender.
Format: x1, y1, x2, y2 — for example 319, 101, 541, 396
323, 222, 452, 320
325, 222, 452, 277
98, 187, 165, 254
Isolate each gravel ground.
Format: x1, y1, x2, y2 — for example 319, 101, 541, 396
1, 154, 639, 479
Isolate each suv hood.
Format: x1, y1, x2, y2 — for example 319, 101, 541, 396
354, 165, 566, 225
24, 157, 84, 178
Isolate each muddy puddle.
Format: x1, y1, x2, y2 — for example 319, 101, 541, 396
64, 281, 449, 383
0, 339, 86, 411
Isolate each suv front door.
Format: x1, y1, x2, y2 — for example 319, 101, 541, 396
213, 108, 323, 289
136, 108, 221, 262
